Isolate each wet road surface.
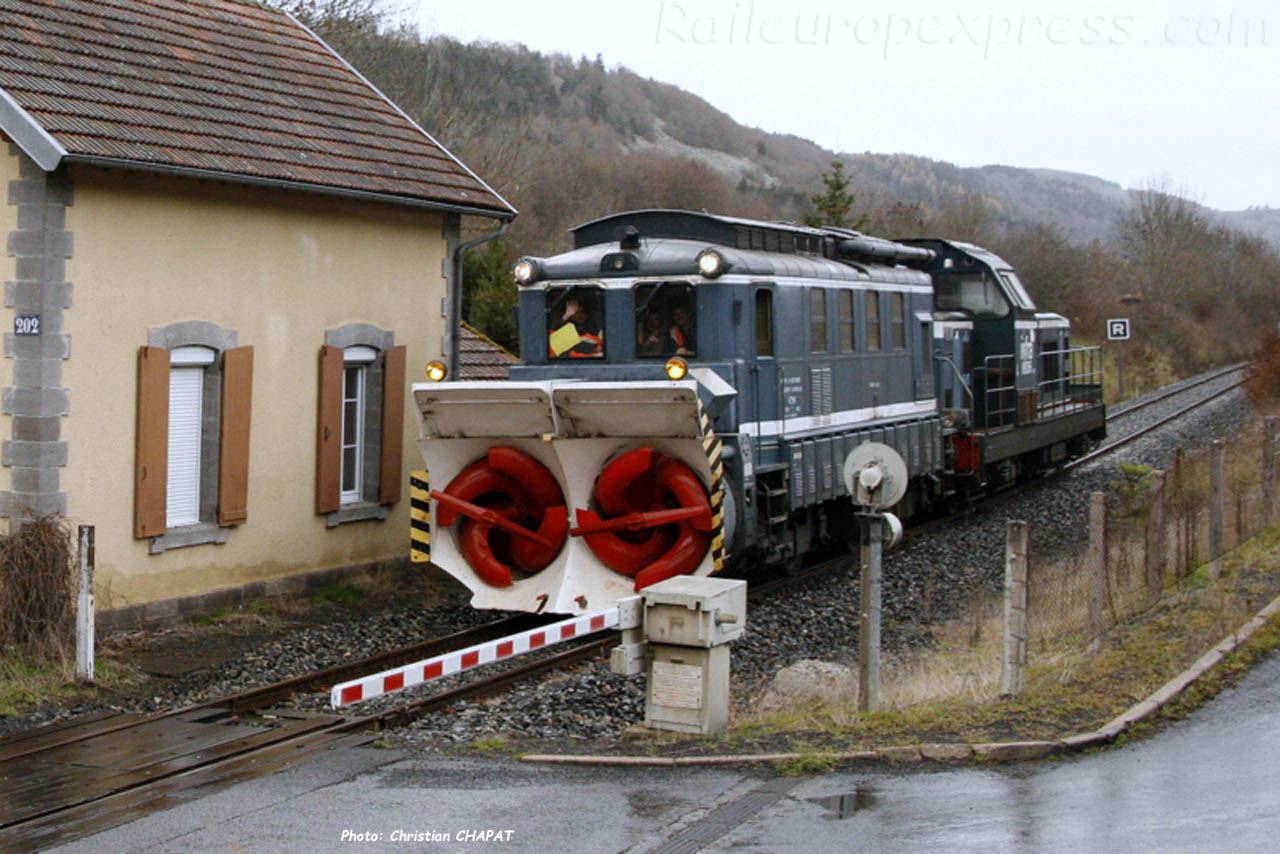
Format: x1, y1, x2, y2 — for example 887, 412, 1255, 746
48, 648, 1280, 853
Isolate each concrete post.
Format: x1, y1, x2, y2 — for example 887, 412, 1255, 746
1264, 416, 1277, 524
75, 525, 94, 683
1001, 521, 1028, 697
858, 515, 883, 712
1088, 492, 1107, 639
1147, 471, 1166, 608
1210, 440, 1225, 580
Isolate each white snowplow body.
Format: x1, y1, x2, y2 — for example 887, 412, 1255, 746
411, 380, 719, 615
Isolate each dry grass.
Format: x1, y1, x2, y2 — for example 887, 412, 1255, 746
1244, 334, 1280, 412
0, 517, 76, 658
0, 648, 145, 716
729, 516, 1280, 752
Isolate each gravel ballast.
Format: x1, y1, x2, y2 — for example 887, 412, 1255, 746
0, 368, 1255, 752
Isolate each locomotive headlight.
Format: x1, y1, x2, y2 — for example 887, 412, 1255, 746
425, 360, 448, 382
664, 357, 688, 380
512, 257, 540, 286
696, 248, 727, 278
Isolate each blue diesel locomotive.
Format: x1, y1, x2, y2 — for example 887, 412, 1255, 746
412, 210, 1105, 615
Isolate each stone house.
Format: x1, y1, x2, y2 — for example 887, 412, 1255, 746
0, 0, 514, 623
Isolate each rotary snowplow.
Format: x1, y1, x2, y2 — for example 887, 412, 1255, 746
412, 380, 724, 615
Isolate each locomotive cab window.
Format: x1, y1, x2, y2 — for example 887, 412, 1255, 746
934, 273, 1010, 319
635, 282, 695, 357
998, 270, 1036, 310
548, 286, 604, 358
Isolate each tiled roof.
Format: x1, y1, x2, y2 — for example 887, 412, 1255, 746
0, 0, 513, 216
458, 322, 518, 380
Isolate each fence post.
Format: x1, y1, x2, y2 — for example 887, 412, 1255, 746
1088, 492, 1107, 639
76, 525, 95, 683
1170, 448, 1186, 576
1001, 521, 1028, 697
1147, 470, 1166, 608
1265, 416, 1277, 525
1210, 440, 1225, 580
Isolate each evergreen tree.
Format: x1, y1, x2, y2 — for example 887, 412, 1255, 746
463, 239, 520, 355
804, 161, 867, 230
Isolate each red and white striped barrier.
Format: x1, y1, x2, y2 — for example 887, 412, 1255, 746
330, 607, 623, 708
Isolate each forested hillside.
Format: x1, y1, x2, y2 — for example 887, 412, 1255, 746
281, 1, 1280, 391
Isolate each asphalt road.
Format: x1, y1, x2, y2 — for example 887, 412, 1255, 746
49, 647, 1280, 854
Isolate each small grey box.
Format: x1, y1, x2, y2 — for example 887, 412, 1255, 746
642, 575, 746, 648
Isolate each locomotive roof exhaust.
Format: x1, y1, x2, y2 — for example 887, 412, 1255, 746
836, 235, 937, 268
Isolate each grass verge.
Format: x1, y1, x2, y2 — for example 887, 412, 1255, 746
710, 521, 1280, 761
0, 648, 146, 717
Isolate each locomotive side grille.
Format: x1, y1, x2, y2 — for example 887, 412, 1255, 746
810, 366, 833, 425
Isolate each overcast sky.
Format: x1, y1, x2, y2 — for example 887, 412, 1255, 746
414, 0, 1275, 211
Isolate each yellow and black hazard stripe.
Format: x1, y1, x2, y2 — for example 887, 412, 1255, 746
410, 470, 431, 564
698, 403, 726, 573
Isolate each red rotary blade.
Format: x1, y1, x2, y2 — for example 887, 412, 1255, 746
430, 489, 553, 548
569, 506, 708, 536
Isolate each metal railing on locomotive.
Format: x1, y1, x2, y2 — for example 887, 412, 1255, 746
974, 346, 1103, 430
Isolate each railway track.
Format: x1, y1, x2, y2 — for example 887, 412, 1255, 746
899, 363, 1246, 541
1073, 363, 1244, 468
0, 613, 607, 850
1105, 362, 1242, 421
1, 364, 1248, 851
0, 559, 849, 850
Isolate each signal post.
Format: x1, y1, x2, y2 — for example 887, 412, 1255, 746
844, 444, 906, 712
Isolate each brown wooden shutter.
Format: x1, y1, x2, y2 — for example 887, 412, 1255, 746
379, 344, 407, 505
218, 346, 254, 527
316, 344, 343, 514
135, 346, 170, 538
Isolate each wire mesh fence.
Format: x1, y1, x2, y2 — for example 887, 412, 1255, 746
1025, 416, 1278, 649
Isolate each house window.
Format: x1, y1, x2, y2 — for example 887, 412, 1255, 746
166, 346, 215, 528
135, 322, 253, 552
340, 346, 377, 504
317, 326, 406, 525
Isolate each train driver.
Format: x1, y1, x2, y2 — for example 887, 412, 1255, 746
549, 295, 604, 358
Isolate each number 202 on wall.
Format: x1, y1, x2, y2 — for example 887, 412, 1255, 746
14, 315, 40, 336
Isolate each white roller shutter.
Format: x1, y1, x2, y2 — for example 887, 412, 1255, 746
167, 347, 213, 528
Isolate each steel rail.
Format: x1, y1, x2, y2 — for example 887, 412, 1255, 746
1105, 363, 1243, 421
1068, 373, 1245, 470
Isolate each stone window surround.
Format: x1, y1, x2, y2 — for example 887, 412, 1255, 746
324, 323, 392, 528
146, 320, 237, 554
